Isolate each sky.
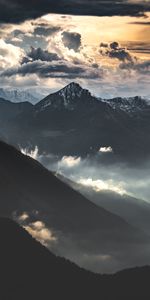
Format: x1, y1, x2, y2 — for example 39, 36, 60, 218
0, 0, 149, 98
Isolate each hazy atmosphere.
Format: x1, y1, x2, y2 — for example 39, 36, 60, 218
0, 0, 150, 298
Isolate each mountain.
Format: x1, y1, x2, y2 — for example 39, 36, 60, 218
35, 82, 96, 111
1, 82, 150, 161
0, 98, 33, 144
36, 83, 149, 114
105, 96, 149, 114
0, 140, 149, 273
0, 88, 41, 103
0, 217, 150, 300
58, 174, 150, 235
0, 98, 33, 123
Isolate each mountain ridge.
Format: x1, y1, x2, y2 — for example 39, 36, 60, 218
1, 83, 149, 112
35, 82, 149, 113
0, 82, 150, 161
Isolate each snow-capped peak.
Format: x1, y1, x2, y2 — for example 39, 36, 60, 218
0, 88, 40, 104
105, 96, 149, 114
58, 83, 82, 104
57, 82, 92, 106
36, 82, 93, 111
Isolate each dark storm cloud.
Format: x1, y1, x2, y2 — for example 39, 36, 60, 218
62, 32, 82, 52
21, 47, 60, 64
100, 42, 134, 62
1, 60, 102, 79
0, 0, 150, 24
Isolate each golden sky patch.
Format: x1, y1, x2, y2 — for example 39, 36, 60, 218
42, 13, 150, 53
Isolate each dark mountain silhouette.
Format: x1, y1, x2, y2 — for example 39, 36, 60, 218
0, 140, 150, 273
0, 217, 150, 300
1, 82, 150, 162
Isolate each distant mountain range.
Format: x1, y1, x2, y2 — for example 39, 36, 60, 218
105, 95, 149, 114
0, 88, 42, 103
0, 82, 150, 161
0, 140, 150, 273
1, 217, 150, 300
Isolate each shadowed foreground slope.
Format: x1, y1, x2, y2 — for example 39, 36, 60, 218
0, 217, 150, 300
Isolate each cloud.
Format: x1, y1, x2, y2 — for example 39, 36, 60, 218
62, 31, 82, 52
1, 59, 103, 80
0, 12, 149, 97
7, 24, 62, 51
14, 210, 57, 246
24, 221, 57, 245
22, 46, 60, 64
0, 39, 25, 69
100, 42, 108, 48
99, 147, 113, 153
100, 41, 135, 63
33, 151, 127, 196
7, 30, 48, 51
34, 25, 61, 36
58, 156, 81, 168
120, 59, 150, 74
129, 21, 150, 25
78, 178, 126, 195
0, 0, 149, 23
126, 41, 150, 53
21, 146, 39, 160
17, 212, 29, 222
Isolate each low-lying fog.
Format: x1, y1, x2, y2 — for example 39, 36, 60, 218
22, 146, 150, 203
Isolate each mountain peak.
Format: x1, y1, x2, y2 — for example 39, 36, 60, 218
62, 82, 82, 90
36, 82, 93, 111
58, 82, 86, 103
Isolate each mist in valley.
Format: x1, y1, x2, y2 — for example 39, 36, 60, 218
19, 146, 150, 273
22, 146, 150, 203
